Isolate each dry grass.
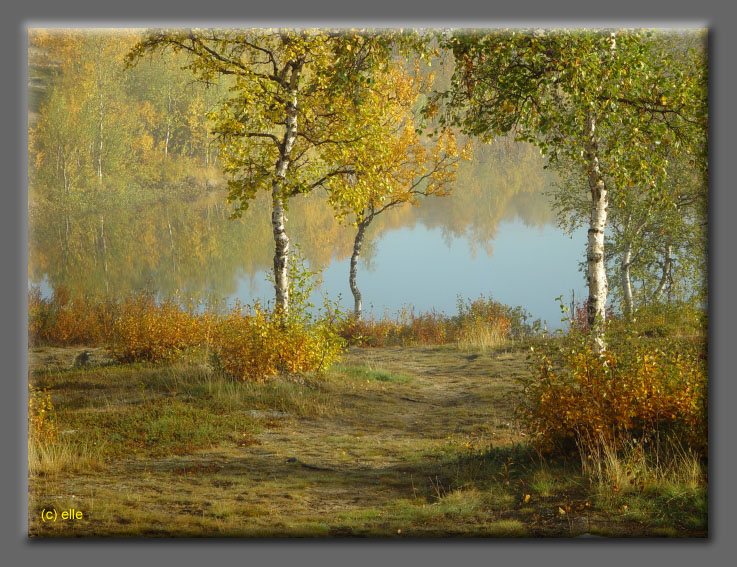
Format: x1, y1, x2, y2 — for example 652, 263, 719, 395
28, 437, 105, 477
579, 435, 705, 497
456, 320, 509, 351
28, 344, 707, 538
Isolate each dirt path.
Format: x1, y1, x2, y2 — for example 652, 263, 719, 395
256, 346, 529, 470
120, 345, 532, 534
28, 345, 707, 537
30, 344, 537, 536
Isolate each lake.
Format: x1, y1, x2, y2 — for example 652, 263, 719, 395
29, 141, 588, 330
235, 220, 586, 330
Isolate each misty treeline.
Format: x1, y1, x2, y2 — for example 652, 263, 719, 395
29, 30, 229, 201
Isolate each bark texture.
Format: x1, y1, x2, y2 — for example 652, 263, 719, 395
270, 62, 302, 313
583, 113, 609, 352
271, 191, 290, 312
652, 243, 673, 301
349, 218, 369, 319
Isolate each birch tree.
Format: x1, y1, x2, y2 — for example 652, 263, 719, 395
553, 150, 706, 322
314, 63, 468, 318
127, 29, 425, 314
344, 127, 467, 319
429, 29, 707, 350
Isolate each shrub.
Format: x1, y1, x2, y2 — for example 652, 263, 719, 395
209, 247, 347, 380
211, 303, 345, 381
28, 286, 48, 346
338, 308, 451, 347
28, 286, 117, 347
609, 301, 706, 339
28, 385, 57, 446
338, 295, 526, 348
405, 310, 451, 345
519, 334, 707, 457
454, 295, 514, 348
338, 316, 398, 347
565, 298, 616, 334
109, 292, 203, 363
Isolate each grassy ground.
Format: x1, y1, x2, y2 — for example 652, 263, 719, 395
27, 344, 707, 538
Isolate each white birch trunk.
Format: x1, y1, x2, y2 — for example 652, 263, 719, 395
100, 215, 109, 296
62, 155, 69, 195
349, 219, 369, 319
165, 86, 171, 159
583, 112, 609, 353
97, 91, 104, 182
271, 63, 302, 314
271, 190, 290, 313
166, 209, 177, 276
205, 128, 210, 167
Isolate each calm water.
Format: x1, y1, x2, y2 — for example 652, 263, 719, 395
29, 141, 590, 330
231, 219, 587, 330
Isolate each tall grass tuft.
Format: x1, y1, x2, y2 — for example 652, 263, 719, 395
456, 318, 508, 351
578, 434, 705, 497
28, 437, 104, 476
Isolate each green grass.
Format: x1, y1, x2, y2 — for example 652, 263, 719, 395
334, 363, 413, 384
28, 344, 707, 538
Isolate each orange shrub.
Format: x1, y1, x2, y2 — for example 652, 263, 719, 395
404, 310, 451, 345
454, 294, 512, 337
338, 316, 402, 347
211, 305, 344, 381
519, 337, 708, 456
109, 293, 203, 363
28, 286, 117, 347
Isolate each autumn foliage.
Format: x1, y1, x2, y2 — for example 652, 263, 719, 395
28, 385, 58, 446
29, 286, 345, 381
28, 286, 118, 347
211, 305, 344, 381
520, 335, 707, 457
109, 292, 203, 363
339, 295, 524, 348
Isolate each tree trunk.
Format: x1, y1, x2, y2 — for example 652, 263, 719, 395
652, 243, 673, 302
350, 218, 370, 319
166, 209, 177, 276
97, 91, 104, 183
271, 190, 290, 312
583, 112, 609, 352
61, 154, 70, 195
621, 240, 633, 322
270, 62, 302, 314
205, 128, 210, 167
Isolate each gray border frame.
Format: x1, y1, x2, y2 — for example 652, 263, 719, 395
4, 1, 734, 565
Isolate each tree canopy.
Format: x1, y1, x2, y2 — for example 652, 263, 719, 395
430, 28, 707, 348
127, 29, 430, 312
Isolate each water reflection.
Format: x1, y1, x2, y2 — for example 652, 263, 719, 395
29, 140, 588, 327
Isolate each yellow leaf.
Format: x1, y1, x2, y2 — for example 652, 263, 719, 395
558, 507, 566, 515
524, 494, 531, 503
